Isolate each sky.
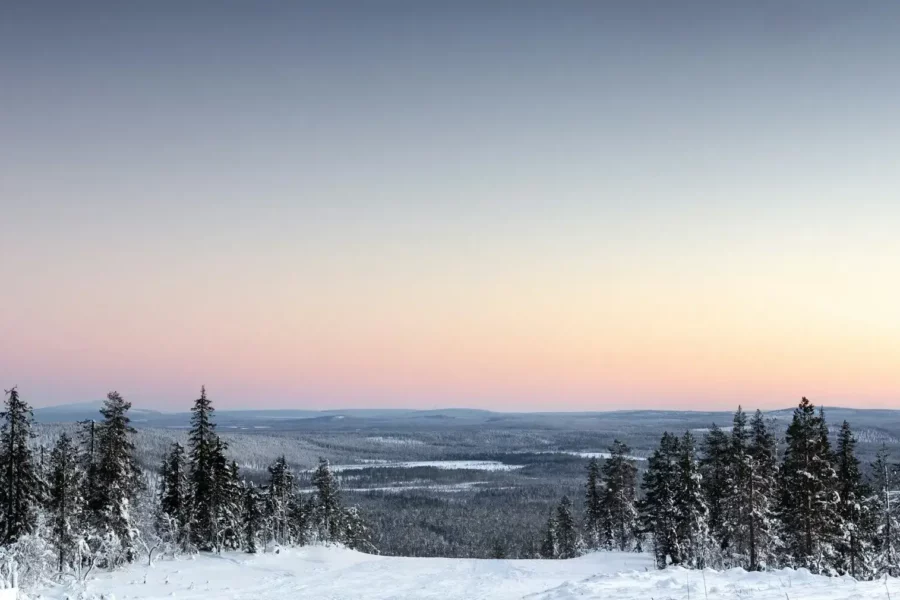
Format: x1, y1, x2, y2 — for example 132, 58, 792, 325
2, 1, 900, 411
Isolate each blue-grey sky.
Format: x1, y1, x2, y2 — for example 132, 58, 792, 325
3, 2, 900, 410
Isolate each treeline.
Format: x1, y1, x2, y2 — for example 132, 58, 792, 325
540, 397, 899, 580
0, 386, 372, 588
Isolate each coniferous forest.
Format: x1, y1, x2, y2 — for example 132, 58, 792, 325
0, 386, 371, 588
1, 386, 899, 588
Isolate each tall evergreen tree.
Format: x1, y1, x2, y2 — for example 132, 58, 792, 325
267, 456, 295, 546
601, 440, 639, 552
0, 387, 40, 544
539, 508, 557, 559
675, 431, 713, 568
554, 496, 580, 559
311, 458, 342, 542
93, 391, 141, 562
722, 406, 752, 567
641, 432, 682, 568
583, 458, 604, 550
778, 398, 840, 573
48, 433, 82, 572
158, 442, 190, 550
871, 445, 900, 576
188, 385, 220, 551
243, 482, 262, 554
700, 423, 730, 550
747, 409, 779, 570
834, 421, 875, 578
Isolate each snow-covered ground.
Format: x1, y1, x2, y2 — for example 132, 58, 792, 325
32, 546, 900, 600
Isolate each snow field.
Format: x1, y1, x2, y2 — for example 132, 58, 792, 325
32, 546, 900, 600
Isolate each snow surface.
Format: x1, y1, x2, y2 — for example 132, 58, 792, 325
33, 546, 900, 600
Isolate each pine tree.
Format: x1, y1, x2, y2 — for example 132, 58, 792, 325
778, 398, 840, 573
871, 445, 900, 576
641, 432, 682, 568
583, 458, 604, 550
601, 440, 639, 552
188, 385, 220, 551
675, 431, 713, 568
554, 496, 580, 559
834, 421, 875, 578
93, 391, 141, 563
0, 387, 40, 544
311, 458, 342, 542
340, 505, 373, 552
48, 433, 82, 572
700, 423, 730, 550
747, 409, 779, 570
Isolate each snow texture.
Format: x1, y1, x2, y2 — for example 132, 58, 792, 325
33, 546, 900, 600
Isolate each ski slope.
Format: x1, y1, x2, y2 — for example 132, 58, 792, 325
33, 546, 899, 600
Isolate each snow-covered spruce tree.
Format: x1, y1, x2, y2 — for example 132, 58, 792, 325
158, 442, 190, 551
243, 482, 262, 554
778, 398, 840, 574
93, 391, 141, 564
700, 423, 730, 552
721, 406, 752, 568
675, 431, 713, 568
0, 387, 40, 544
871, 444, 900, 576
48, 432, 82, 573
188, 385, 222, 551
539, 508, 557, 558
288, 491, 309, 546
641, 432, 682, 568
583, 458, 604, 550
340, 505, 374, 552
834, 421, 876, 579
746, 409, 779, 571
601, 439, 639, 552
218, 459, 244, 551
312, 458, 342, 542
554, 496, 580, 558
267, 456, 295, 546
78, 418, 101, 527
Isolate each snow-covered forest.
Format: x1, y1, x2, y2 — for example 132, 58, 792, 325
2, 386, 900, 596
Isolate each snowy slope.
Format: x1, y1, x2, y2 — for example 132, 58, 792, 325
33, 546, 899, 600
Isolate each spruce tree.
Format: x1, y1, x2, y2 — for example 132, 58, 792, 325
722, 406, 752, 567
0, 387, 40, 544
747, 409, 779, 570
539, 509, 557, 559
641, 432, 682, 568
601, 440, 639, 552
188, 385, 220, 551
871, 445, 900, 576
675, 431, 713, 568
48, 433, 82, 572
93, 391, 141, 563
554, 495, 580, 559
311, 458, 342, 542
267, 456, 295, 546
583, 458, 604, 550
778, 398, 840, 573
159, 442, 190, 550
834, 421, 875, 578
243, 482, 262, 554
700, 423, 730, 550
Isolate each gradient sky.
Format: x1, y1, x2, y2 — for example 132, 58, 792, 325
3, 2, 900, 410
